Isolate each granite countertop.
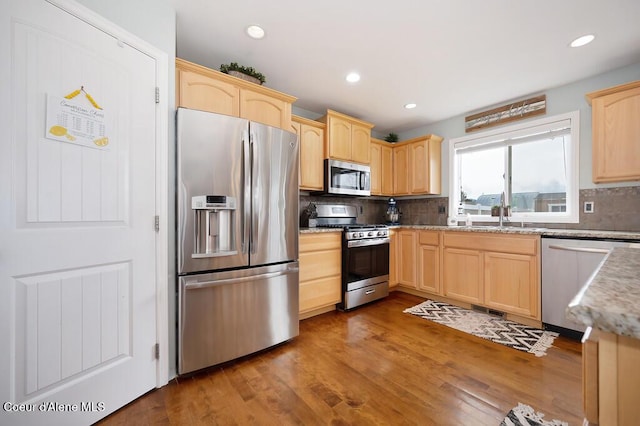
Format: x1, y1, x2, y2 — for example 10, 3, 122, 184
299, 227, 342, 234
567, 247, 640, 339
300, 224, 640, 240
388, 225, 640, 241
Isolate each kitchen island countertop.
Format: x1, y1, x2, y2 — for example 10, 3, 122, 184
567, 247, 640, 340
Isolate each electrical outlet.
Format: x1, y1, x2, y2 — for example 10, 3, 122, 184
438, 205, 446, 214
584, 201, 594, 213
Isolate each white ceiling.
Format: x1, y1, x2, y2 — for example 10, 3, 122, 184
173, 0, 640, 134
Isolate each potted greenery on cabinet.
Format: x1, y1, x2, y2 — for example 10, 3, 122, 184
219, 62, 266, 85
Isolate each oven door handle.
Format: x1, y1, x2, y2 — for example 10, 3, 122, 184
347, 237, 390, 248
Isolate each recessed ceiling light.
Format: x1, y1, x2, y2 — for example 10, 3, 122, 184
246, 25, 265, 39
346, 72, 360, 83
570, 34, 595, 48
404, 103, 417, 109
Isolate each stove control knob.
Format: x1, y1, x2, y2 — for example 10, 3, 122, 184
368, 231, 374, 237
378, 231, 385, 237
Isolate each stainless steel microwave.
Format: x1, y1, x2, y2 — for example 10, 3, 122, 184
324, 159, 371, 196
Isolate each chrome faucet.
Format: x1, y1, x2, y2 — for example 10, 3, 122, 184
499, 192, 506, 227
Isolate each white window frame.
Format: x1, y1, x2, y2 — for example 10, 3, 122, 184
449, 111, 580, 224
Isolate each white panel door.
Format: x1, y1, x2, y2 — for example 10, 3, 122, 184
0, 1, 158, 425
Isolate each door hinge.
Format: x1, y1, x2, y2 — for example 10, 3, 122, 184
154, 343, 160, 359
155, 87, 160, 104
154, 215, 160, 232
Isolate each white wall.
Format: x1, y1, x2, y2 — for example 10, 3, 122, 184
76, 0, 178, 379
400, 62, 640, 195
75, 0, 174, 53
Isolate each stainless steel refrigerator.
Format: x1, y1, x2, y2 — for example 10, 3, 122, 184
176, 108, 299, 375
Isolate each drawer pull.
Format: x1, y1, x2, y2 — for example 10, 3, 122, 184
365, 289, 376, 295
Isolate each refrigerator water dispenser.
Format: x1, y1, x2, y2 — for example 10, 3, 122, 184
192, 195, 237, 258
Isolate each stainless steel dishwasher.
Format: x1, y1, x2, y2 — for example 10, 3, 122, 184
541, 237, 638, 338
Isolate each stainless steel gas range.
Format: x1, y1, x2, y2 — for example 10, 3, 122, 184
313, 204, 390, 310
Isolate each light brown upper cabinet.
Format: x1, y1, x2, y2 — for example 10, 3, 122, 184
291, 116, 325, 191
176, 58, 296, 130
381, 143, 394, 195
370, 138, 394, 196
393, 143, 410, 195
319, 109, 374, 164
586, 80, 640, 183
393, 135, 443, 195
410, 136, 442, 194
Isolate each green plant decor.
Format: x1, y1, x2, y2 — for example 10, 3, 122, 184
384, 132, 399, 143
219, 62, 266, 84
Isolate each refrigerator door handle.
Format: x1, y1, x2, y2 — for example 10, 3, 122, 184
183, 267, 299, 290
241, 130, 251, 254
250, 131, 258, 254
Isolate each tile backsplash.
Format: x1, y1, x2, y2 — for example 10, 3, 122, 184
393, 187, 640, 232
301, 186, 640, 232
577, 187, 640, 232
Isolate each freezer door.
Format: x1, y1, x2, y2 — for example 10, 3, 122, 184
178, 262, 299, 374
250, 122, 299, 266
176, 108, 249, 274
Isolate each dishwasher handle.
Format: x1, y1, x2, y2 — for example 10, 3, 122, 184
547, 244, 611, 255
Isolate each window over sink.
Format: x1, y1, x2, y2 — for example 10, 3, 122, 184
449, 111, 580, 223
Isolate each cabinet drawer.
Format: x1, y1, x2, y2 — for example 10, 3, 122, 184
444, 232, 538, 255
419, 230, 440, 246
299, 249, 341, 282
299, 233, 341, 253
299, 276, 341, 313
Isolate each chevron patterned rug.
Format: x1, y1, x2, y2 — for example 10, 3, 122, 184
403, 300, 558, 357
501, 403, 568, 426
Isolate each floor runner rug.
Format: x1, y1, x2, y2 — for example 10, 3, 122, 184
403, 300, 558, 357
500, 403, 568, 426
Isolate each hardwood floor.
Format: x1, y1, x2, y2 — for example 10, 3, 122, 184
97, 291, 583, 425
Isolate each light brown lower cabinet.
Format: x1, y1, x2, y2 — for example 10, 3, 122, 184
394, 229, 442, 294
442, 231, 540, 320
392, 229, 541, 322
417, 231, 440, 294
582, 327, 640, 426
299, 233, 341, 316
582, 327, 599, 425
483, 251, 538, 318
389, 230, 398, 288
397, 230, 417, 289
442, 247, 483, 304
